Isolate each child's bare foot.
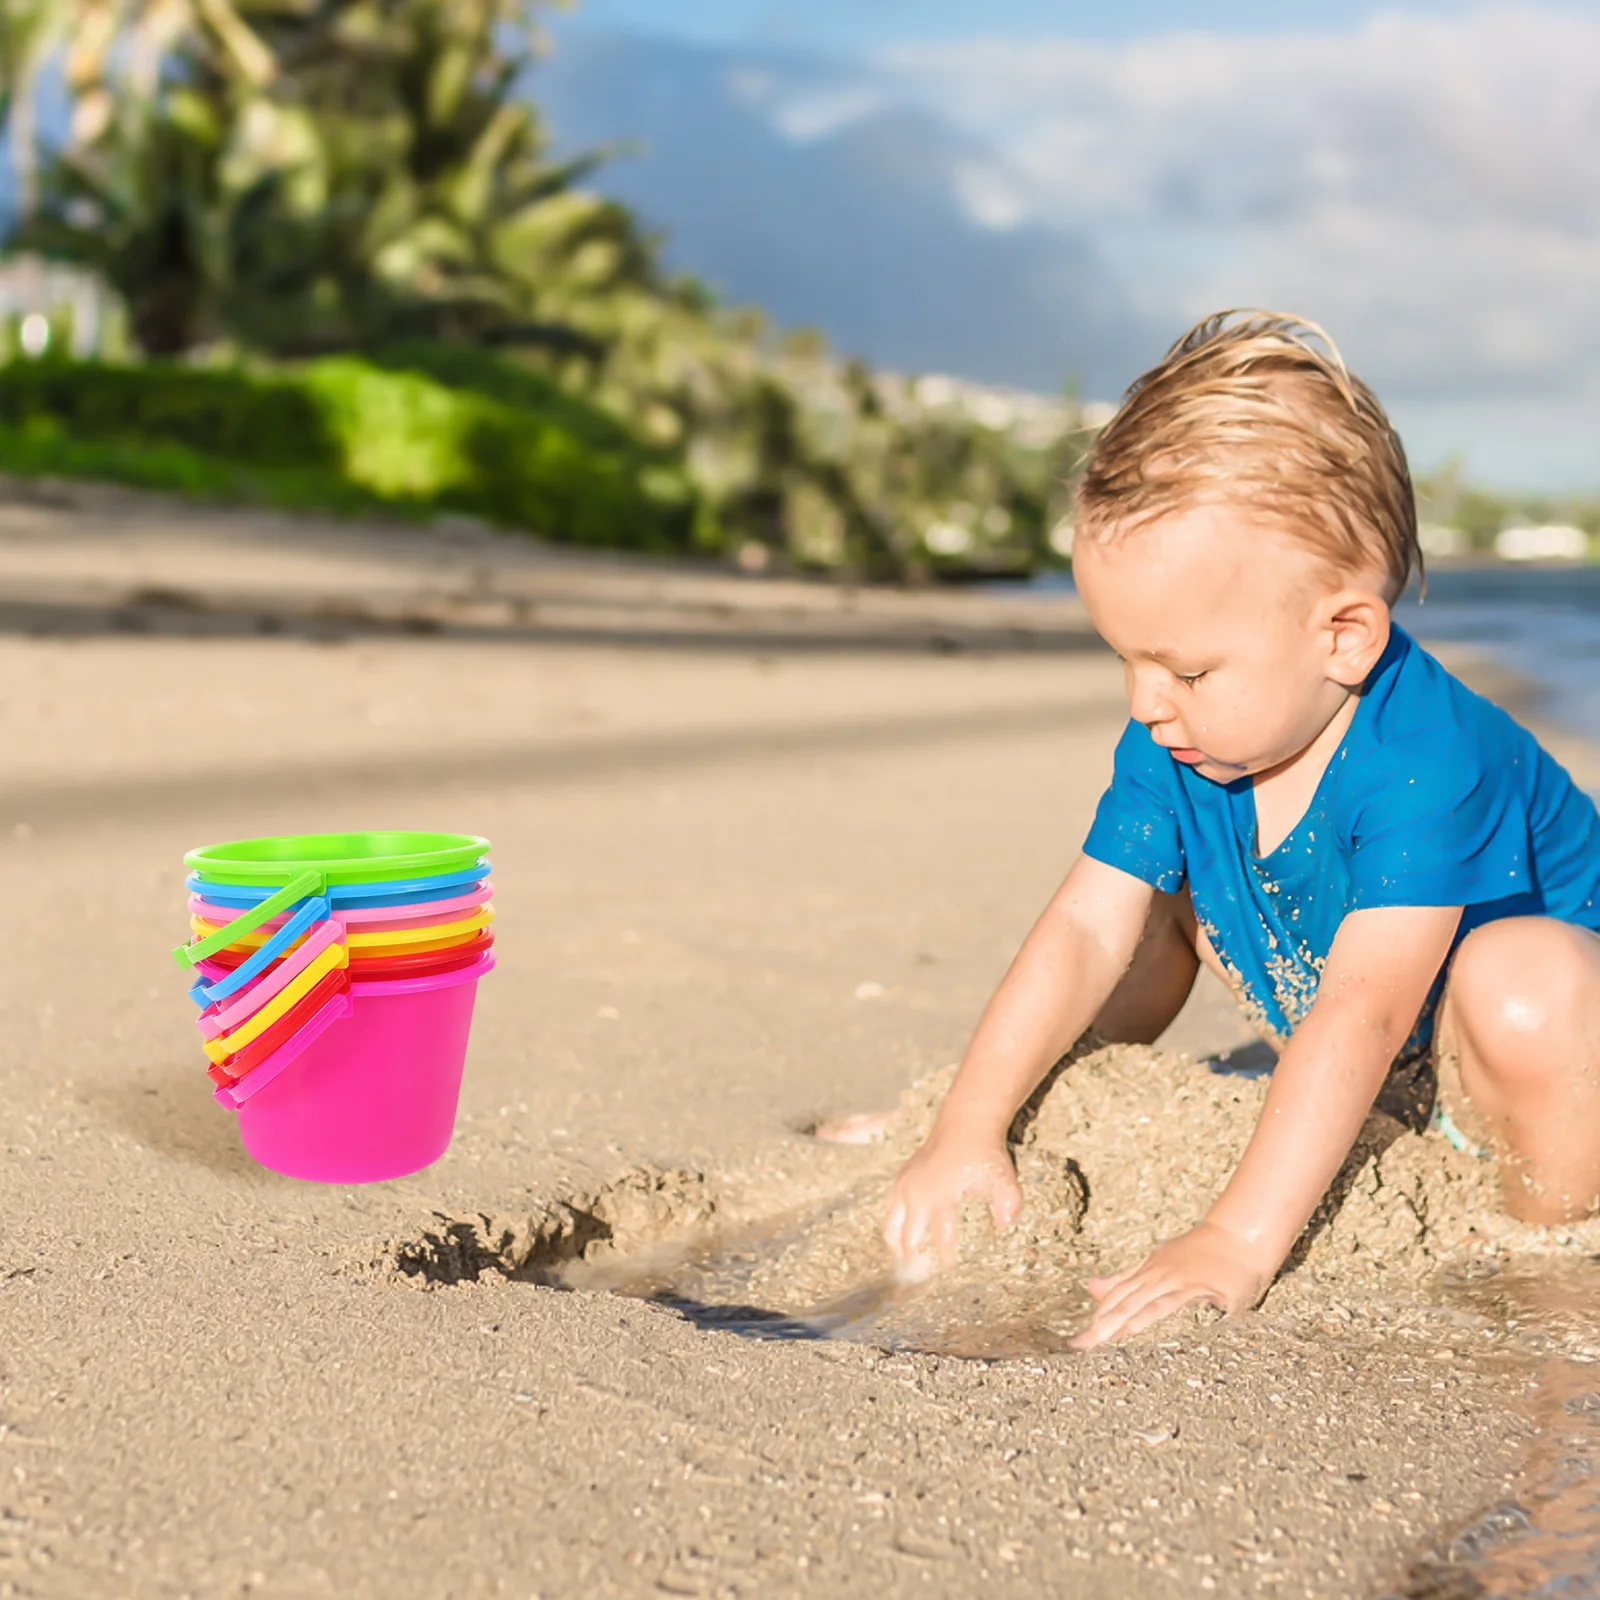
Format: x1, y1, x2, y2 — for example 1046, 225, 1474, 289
813, 1108, 898, 1145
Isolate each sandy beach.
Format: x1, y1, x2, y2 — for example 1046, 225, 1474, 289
3, 486, 1597, 1598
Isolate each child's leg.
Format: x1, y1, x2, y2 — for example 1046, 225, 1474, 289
1435, 917, 1600, 1224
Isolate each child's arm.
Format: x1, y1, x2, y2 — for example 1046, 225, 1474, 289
883, 855, 1156, 1271
1073, 902, 1463, 1348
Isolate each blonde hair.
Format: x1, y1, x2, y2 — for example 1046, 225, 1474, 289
1076, 310, 1421, 598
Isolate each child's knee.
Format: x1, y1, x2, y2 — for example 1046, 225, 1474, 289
1449, 918, 1600, 1083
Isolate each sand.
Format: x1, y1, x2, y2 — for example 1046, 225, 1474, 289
0, 485, 1593, 1597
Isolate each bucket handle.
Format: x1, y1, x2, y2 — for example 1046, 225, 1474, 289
202, 942, 350, 1063
194, 917, 347, 1035
192, 895, 332, 1008
212, 987, 354, 1110
173, 867, 325, 970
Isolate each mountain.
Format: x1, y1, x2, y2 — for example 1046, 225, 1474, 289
531, 27, 1147, 395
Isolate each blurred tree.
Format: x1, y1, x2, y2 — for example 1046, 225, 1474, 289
17, 0, 653, 355
0, 0, 70, 220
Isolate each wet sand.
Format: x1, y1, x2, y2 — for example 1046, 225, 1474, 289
0, 488, 1594, 1597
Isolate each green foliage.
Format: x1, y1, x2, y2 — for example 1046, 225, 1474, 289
0, 354, 329, 463
0, 350, 693, 548
0, 422, 390, 511
364, 340, 645, 454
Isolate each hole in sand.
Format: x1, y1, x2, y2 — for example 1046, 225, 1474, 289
394, 1171, 1095, 1357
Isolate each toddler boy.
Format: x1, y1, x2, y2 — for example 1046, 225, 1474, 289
880, 311, 1600, 1347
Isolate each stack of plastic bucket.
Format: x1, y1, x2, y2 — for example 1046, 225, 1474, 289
174, 832, 494, 1182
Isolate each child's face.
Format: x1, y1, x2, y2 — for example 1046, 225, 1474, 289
1073, 502, 1382, 785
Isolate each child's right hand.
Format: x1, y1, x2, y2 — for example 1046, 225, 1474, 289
881, 1128, 1023, 1278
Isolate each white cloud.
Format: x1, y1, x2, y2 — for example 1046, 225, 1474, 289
874, 6, 1600, 418
769, 83, 886, 143
952, 161, 1027, 230
724, 66, 779, 107
725, 62, 885, 142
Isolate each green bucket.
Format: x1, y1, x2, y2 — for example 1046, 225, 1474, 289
184, 831, 491, 888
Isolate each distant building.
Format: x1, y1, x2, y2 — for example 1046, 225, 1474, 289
0, 254, 112, 358
874, 370, 1107, 449
1493, 523, 1590, 562
1417, 522, 1469, 559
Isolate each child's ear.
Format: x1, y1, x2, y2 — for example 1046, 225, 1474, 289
1321, 587, 1391, 687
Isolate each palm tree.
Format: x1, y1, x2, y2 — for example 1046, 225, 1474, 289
0, 0, 69, 223
18, 0, 658, 357
23, 91, 228, 352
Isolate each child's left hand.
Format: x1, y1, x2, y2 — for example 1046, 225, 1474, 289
1070, 1221, 1275, 1348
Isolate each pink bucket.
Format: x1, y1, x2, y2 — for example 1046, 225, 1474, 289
233, 951, 493, 1182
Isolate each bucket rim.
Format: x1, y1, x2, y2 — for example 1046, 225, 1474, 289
187, 865, 490, 907
349, 949, 496, 998
184, 832, 491, 887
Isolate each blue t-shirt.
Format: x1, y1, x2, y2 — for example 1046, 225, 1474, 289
1082, 625, 1600, 1044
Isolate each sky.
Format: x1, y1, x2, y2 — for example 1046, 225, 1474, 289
544, 1, 1600, 491
568, 0, 1563, 50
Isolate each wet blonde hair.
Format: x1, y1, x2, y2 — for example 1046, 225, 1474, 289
1076, 310, 1421, 598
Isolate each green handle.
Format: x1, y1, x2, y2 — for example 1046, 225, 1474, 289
172, 867, 325, 970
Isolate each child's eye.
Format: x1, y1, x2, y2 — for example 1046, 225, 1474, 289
1176, 671, 1207, 686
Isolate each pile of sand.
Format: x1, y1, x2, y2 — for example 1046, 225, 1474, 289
397, 1042, 1600, 1353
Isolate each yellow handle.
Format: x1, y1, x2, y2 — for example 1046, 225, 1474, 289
202, 942, 350, 1063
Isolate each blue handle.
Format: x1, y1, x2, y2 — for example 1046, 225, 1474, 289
194, 896, 332, 1007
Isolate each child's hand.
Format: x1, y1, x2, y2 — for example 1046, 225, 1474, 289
882, 1129, 1023, 1279
1070, 1222, 1274, 1348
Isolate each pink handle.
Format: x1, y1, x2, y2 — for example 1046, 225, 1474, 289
196, 918, 347, 1040
212, 990, 354, 1110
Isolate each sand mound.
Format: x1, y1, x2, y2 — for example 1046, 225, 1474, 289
878, 1042, 1600, 1296
394, 1043, 1600, 1351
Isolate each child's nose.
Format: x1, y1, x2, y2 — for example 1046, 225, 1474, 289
1125, 665, 1173, 728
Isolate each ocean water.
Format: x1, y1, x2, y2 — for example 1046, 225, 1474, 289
1396, 565, 1600, 748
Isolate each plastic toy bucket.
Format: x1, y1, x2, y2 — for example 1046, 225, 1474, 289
185, 832, 491, 889
231, 951, 493, 1183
